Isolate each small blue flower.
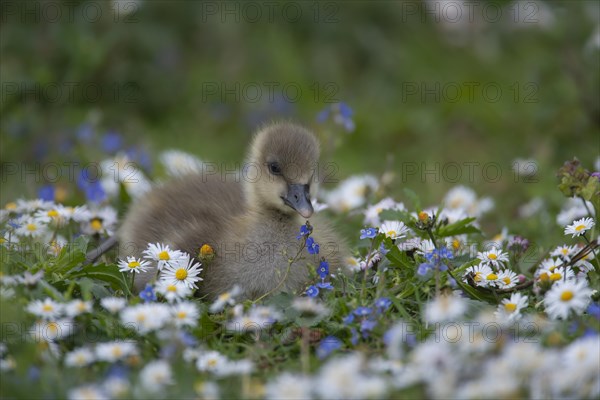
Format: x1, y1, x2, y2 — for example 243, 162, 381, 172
102, 131, 123, 154
587, 303, 600, 320
354, 306, 372, 317
360, 319, 377, 334
417, 262, 432, 276
316, 281, 333, 290
77, 169, 106, 204
318, 260, 329, 279
27, 366, 41, 381
306, 237, 320, 255
38, 185, 54, 202
76, 123, 93, 143
350, 328, 359, 346
360, 228, 377, 240
105, 364, 129, 379
379, 242, 390, 255
375, 297, 392, 311
343, 313, 355, 325
297, 224, 311, 240
139, 284, 156, 302
178, 331, 198, 347
306, 285, 319, 297
316, 336, 342, 359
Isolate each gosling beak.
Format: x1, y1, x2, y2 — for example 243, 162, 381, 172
282, 184, 314, 218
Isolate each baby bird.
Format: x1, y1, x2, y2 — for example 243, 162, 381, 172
119, 122, 349, 300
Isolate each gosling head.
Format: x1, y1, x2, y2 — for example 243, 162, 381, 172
245, 122, 320, 219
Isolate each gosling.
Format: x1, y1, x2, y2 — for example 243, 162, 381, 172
119, 122, 349, 300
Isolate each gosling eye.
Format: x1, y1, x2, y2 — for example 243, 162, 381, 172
268, 162, 282, 176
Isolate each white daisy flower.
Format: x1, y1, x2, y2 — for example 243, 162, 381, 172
14, 216, 48, 238
143, 243, 185, 271
159, 149, 204, 177
170, 302, 199, 328
557, 198, 594, 226
344, 256, 362, 273
31, 319, 75, 342
379, 220, 409, 240
226, 308, 278, 334
464, 264, 493, 287
95, 341, 137, 363
159, 254, 203, 290
363, 198, 405, 226
497, 270, 519, 289
120, 303, 170, 334
209, 285, 242, 313
26, 298, 63, 320
100, 297, 127, 313
155, 280, 193, 303
215, 359, 254, 377
564, 217, 595, 237
544, 279, 593, 320
476, 246, 509, 267
543, 266, 575, 284
64, 347, 95, 367
551, 244, 579, 261
424, 292, 468, 324
291, 297, 329, 318
68, 385, 108, 400
64, 300, 93, 318
117, 256, 150, 274
102, 376, 130, 399
79, 206, 118, 237
14, 198, 54, 213
196, 351, 228, 374
495, 293, 528, 325
139, 360, 173, 392
324, 175, 379, 213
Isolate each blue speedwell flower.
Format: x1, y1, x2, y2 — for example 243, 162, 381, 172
418, 247, 453, 277
354, 306, 372, 317
139, 284, 157, 302
318, 260, 329, 279
297, 224, 312, 240
360, 228, 378, 240
306, 285, 319, 297
316, 336, 342, 359
375, 297, 392, 311
306, 237, 320, 255
316, 281, 333, 290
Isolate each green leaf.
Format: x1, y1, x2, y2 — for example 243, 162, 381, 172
70, 264, 131, 295
403, 188, 421, 211
436, 217, 480, 237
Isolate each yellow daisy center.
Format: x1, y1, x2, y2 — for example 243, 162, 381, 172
574, 224, 586, 232
47, 322, 58, 334
474, 273, 482, 282
218, 292, 231, 301
47, 210, 59, 218
166, 285, 177, 292
452, 239, 460, 250
208, 359, 217, 367
502, 277, 511, 284
561, 249, 568, 255
77, 302, 87, 312
26, 223, 37, 232
112, 347, 123, 358
136, 314, 146, 322
128, 261, 140, 269
486, 273, 498, 281
175, 269, 188, 281
418, 211, 428, 221
550, 273, 562, 281
5, 202, 17, 210
488, 253, 497, 260
42, 304, 54, 312
504, 303, 517, 313
0, 238, 5, 244
176, 311, 187, 319
560, 291, 574, 302
387, 230, 397, 238
90, 219, 103, 231
539, 273, 549, 282
158, 251, 170, 260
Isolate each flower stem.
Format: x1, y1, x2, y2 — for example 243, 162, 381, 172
301, 327, 310, 375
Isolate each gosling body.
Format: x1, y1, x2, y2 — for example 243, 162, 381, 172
119, 123, 349, 300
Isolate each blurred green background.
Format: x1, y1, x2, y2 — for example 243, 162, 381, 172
1, 0, 599, 237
